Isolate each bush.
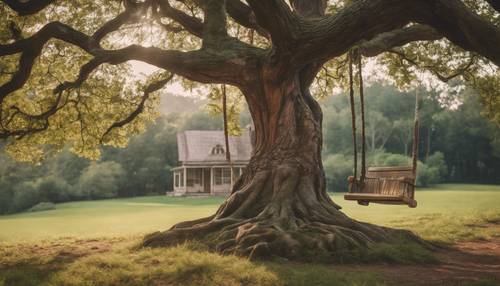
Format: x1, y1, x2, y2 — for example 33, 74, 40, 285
324, 154, 353, 192
416, 162, 438, 187
426, 152, 447, 178
35, 176, 71, 202
77, 161, 125, 199
11, 182, 40, 213
370, 151, 411, 167
416, 152, 447, 187
27, 202, 56, 212
342, 150, 445, 187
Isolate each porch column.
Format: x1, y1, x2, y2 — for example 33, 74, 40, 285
230, 167, 234, 189
183, 167, 187, 192
201, 167, 204, 187
210, 167, 214, 195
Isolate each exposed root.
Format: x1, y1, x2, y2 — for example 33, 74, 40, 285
143, 202, 424, 262
143, 164, 425, 262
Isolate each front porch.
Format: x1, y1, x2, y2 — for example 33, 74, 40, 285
170, 165, 246, 196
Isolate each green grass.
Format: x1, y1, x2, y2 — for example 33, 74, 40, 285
0, 239, 385, 286
1, 184, 499, 244
0, 184, 499, 286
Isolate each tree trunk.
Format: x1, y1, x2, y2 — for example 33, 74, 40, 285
143, 70, 418, 261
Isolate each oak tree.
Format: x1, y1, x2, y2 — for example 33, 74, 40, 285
1, 0, 499, 260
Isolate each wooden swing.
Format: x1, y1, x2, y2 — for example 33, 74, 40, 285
343, 50, 419, 208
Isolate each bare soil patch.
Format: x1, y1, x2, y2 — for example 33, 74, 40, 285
336, 224, 500, 285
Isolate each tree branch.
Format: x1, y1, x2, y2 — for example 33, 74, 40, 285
225, 0, 268, 38
292, 0, 500, 67
101, 73, 174, 142
245, 0, 297, 46
486, 0, 500, 13
0, 17, 260, 107
1, 0, 55, 16
388, 48, 477, 82
202, 0, 229, 48
0, 90, 69, 140
289, 0, 326, 18
155, 0, 204, 38
359, 25, 443, 57
93, 3, 151, 43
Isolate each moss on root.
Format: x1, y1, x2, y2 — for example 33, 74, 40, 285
142, 215, 432, 264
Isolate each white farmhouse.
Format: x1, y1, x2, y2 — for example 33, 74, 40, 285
170, 130, 253, 196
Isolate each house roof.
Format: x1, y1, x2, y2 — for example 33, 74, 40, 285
177, 130, 253, 164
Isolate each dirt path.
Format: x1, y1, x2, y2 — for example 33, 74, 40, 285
338, 226, 500, 285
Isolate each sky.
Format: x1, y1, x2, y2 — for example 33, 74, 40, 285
129, 60, 190, 96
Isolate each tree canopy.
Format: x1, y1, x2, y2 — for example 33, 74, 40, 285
1, 0, 500, 261
0, 0, 499, 161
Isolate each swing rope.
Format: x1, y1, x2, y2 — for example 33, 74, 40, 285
348, 49, 368, 189
348, 50, 358, 189
357, 51, 367, 184
412, 86, 420, 175
222, 84, 232, 164
345, 52, 420, 207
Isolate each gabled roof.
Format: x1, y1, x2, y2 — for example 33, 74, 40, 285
177, 130, 253, 164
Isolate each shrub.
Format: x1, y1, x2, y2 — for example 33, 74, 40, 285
27, 202, 56, 212
416, 162, 439, 187
426, 152, 447, 178
416, 152, 447, 187
77, 161, 125, 199
35, 176, 71, 202
370, 151, 411, 167
0, 182, 13, 214
324, 154, 353, 192
11, 182, 40, 213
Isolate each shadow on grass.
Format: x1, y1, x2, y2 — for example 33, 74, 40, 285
0, 253, 81, 286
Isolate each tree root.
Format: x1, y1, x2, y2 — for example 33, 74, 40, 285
143, 210, 425, 262
143, 168, 427, 262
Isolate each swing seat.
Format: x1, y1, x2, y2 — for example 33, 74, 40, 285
344, 166, 417, 208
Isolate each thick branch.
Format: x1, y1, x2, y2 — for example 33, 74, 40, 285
293, 0, 500, 67
202, 0, 229, 48
0, 22, 100, 103
156, 0, 204, 37
93, 4, 150, 43
1, 0, 55, 16
0, 22, 98, 57
0, 18, 260, 106
246, 0, 297, 46
225, 0, 268, 38
359, 25, 443, 57
289, 0, 326, 18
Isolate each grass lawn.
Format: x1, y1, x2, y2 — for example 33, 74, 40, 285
0, 184, 499, 243
0, 184, 499, 286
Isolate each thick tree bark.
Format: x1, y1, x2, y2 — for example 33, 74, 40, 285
143, 68, 419, 260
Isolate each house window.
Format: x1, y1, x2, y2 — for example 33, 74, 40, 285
222, 168, 231, 184
211, 144, 225, 155
174, 171, 183, 188
214, 168, 231, 185
187, 169, 202, 187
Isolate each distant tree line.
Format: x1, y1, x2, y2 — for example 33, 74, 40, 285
0, 85, 498, 214
0, 112, 224, 214
322, 83, 500, 191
